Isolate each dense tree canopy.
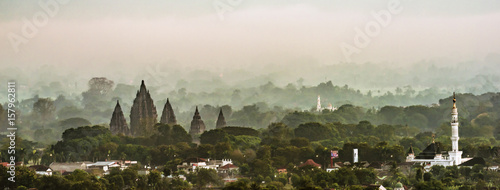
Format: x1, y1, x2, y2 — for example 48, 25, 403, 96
3, 78, 500, 189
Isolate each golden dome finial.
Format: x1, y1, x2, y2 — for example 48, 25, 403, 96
452, 92, 456, 108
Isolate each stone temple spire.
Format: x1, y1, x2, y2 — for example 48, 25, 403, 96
160, 98, 177, 125
448, 92, 462, 165
189, 106, 206, 139
216, 109, 226, 129
130, 80, 158, 137
110, 100, 130, 135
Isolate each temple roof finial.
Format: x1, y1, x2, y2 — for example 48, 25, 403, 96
139, 80, 146, 92
114, 100, 122, 112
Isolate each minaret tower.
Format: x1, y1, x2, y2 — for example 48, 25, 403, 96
317, 95, 321, 112
448, 92, 462, 165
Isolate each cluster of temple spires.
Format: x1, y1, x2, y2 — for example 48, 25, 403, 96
109, 80, 226, 138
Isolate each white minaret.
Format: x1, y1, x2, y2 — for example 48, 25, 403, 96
317, 95, 321, 112
448, 92, 462, 165
353, 148, 359, 163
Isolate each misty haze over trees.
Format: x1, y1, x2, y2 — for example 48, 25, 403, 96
1, 56, 500, 109
1, 62, 500, 146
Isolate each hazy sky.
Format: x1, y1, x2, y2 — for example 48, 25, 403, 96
1, 0, 500, 73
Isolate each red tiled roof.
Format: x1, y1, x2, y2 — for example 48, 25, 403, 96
184, 157, 207, 163
335, 162, 344, 167
299, 159, 321, 168
1, 162, 22, 167
220, 164, 238, 169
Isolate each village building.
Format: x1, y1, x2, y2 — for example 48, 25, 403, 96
29, 165, 53, 176
177, 158, 238, 179
49, 162, 88, 174
87, 161, 121, 174
316, 95, 337, 112
299, 159, 321, 169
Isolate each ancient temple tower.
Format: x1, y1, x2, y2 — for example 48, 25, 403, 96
448, 92, 462, 165
216, 109, 226, 129
189, 106, 206, 138
110, 100, 130, 135
160, 98, 177, 125
130, 80, 158, 137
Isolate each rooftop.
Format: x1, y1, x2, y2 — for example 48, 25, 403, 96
299, 159, 321, 168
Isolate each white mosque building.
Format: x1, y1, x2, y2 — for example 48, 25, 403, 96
316, 95, 337, 112
406, 93, 473, 167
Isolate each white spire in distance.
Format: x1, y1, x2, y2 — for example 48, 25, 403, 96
448, 92, 462, 165
317, 95, 321, 112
